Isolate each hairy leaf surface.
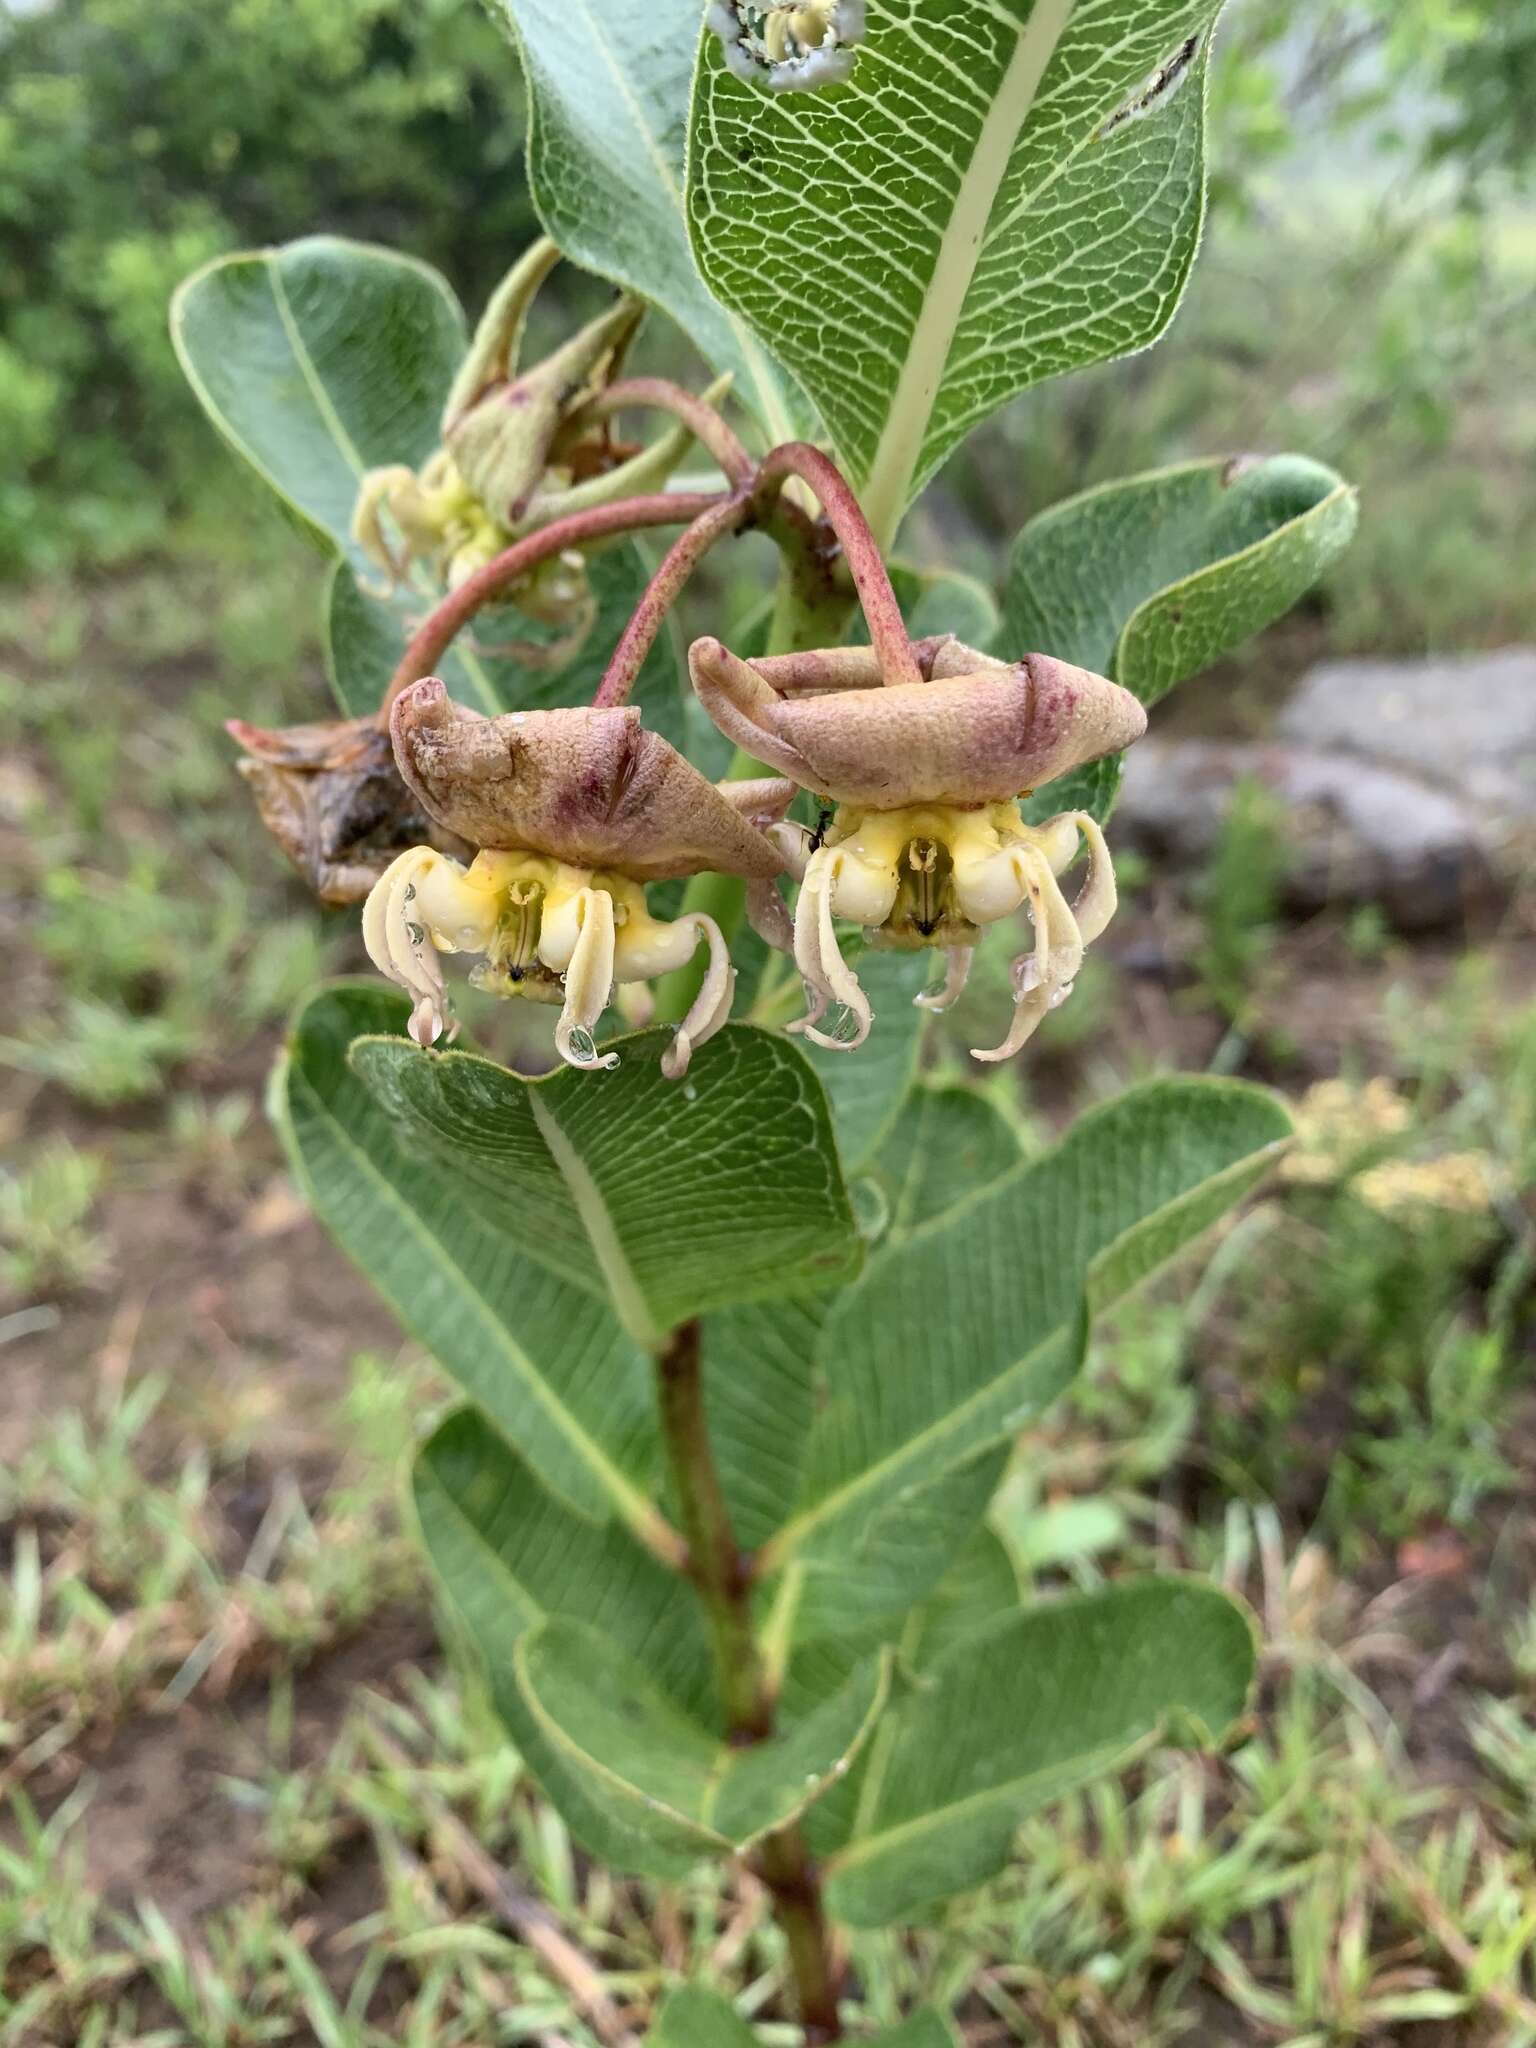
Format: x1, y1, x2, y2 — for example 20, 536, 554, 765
826, 1579, 1254, 1923
1007, 453, 1360, 820
690, 0, 1224, 536
350, 1024, 861, 1344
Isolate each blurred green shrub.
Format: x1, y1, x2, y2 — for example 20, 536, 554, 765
0, 0, 532, 575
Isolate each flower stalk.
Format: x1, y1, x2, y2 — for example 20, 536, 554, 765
378, 490, 729, 721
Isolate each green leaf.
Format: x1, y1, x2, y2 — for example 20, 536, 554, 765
349, 1023, 861, 1346
825, 1578, 1255, 1924
496, 1618, 888, 1878
275, 985, 665, 1541
690, 1, 1223, 539
902, 1525, 1022, 1672
1004, 453, 1360, 821
412, 1409, 714, 1720
488, 0, 807, 442
325, 534, 690, 729
869, 1085, 1023, 1242
171, 237, 463, 557
646, 1986, 759, 2048
869, 2016, 960, 2048
702, 1296, 828, 1554
799, 950, 934, 1170
797, 1524, 1023, 1856
787, 1447, 1010, 1653
767, 1079, 1291, 1582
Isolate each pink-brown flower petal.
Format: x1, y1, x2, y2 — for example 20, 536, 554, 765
389, 677, 783, 881
689, 638, 1147, 807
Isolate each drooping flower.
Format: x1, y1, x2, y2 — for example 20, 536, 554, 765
226, 714, 468, 905
363, 677, 792, 1077
705, 1, 866, 91
352, 240, 702, 611
688, 633, 1147, 1059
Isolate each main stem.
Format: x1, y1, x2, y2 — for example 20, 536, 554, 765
651, 1321, 844, 2040
653, 1320, 770, 1741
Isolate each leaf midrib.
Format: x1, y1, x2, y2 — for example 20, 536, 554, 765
860, 0, 1075, 543
767, 1133, 1288, 1569
828, 1732, 1141, 1880
527, 1091, 661, 1350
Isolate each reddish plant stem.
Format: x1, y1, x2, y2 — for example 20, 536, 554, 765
652, 1318, 845, 2039
652, 1320, 773, 1742
754, 1830, 845, 2043
592, 494, 755, 709
752, 441, 922, 687
575, 377, 756, 487
376, 490, 727, 724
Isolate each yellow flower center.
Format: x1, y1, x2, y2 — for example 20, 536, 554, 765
821, 801, 1058, 948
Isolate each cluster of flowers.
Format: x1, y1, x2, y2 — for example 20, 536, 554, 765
360, 631, 1143, 1079
229, 236, 1148, 1081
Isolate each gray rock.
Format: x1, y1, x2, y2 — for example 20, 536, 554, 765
1277, 647, 1536, 830
1115, 738, 1494, 929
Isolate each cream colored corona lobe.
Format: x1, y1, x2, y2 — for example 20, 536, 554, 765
688, 633, 1147, 1059
360, 678, 792, 1078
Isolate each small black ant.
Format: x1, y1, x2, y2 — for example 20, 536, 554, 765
807, 806, 834, 854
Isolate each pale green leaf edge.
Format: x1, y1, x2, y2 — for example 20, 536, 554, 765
168, 239, 466, 554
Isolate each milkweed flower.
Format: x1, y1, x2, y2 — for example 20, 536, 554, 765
689, 633, 1147, 1059
706, 1, 866, 91
363, 677, 791, 1078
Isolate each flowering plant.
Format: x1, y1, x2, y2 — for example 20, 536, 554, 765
172, 4, 1358, 2038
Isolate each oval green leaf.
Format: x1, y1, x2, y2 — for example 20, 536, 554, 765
825, 1578, 1255, 1925
496, 1617, 888, 1878
350, 1022, 862, 1346
171, 236, 464, 555
1003, 452, 1360, 822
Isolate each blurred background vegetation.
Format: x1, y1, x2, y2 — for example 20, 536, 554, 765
2, 2, 1534, 2041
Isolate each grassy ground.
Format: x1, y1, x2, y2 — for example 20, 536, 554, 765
2, 216, 1535, 2044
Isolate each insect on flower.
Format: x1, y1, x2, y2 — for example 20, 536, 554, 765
363, 678, 793, 1078
689, 633, 1147, 1060
705, 0, 867, 92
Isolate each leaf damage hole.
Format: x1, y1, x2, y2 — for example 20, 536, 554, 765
1094, 33, 1203, 140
